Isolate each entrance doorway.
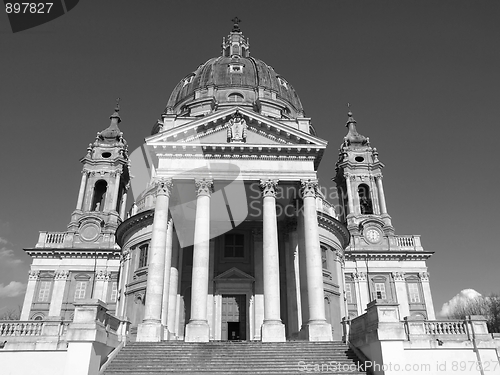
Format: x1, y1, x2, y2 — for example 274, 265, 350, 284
221, 294, 246, 340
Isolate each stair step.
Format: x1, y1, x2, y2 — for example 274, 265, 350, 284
103, 341, 367, 375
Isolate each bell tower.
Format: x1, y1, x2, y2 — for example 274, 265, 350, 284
67, 100, 130, 248
334, 109, 435, 321
334, 110, 394, 237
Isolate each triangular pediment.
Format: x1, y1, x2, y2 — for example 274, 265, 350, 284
146, 107, 327, 148
214, 267, 255, 282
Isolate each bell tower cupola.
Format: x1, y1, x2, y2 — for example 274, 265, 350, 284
333, 109, 393, 235
67, 99, 130, 248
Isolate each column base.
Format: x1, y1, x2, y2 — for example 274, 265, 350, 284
136, 321, 164, 342
261, 320, 286, 342
185, 320, 210, 342
299, 321, 333, 342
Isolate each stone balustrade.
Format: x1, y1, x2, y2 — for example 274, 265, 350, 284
316, 197, 338, 219
0, 321, 44, 336
0, 320, 71, 350
35, 231, 69, 248
396, 235, 423, 251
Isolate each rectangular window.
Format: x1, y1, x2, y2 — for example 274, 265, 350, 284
345, 283, 353, 304
374, 282, 387, 300
224, 234, 244, 258
408, 283, 421, 303
74, 281, 87, 300
110, 281, 118, 303
38, 281, 51, 302
321, 247, 327, 269
138, 244, 149, 268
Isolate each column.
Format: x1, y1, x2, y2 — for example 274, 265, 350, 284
419, 272, 436, 320
108, 170, 122, 212
185, 178, 213, 342
117, 250, 131, 318
259, 179, 285, 342
252, 228, 264, 340
119, 186, 129, 220
376, 174, 387, 215
161, 218, 174, 335
207, 239, 215, 339
20, 270, 40, 320
297, 203, 309, 325
284, 223, 301, 338
75, 170, 88, 211
174, 237, 183, 338
48, 270, 69, 317
344, 173, 355, 215
299, 179, 332, 341
137, 178, 172, 342
393, 272, 410, 318
167, 232, 180, 338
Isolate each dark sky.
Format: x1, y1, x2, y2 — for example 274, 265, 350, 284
1, 1, 499, 316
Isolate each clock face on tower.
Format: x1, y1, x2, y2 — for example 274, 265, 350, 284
364, 228, 381, 244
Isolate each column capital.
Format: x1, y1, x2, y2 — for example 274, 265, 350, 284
55, 270, 69, 280
121, 249, 131, 262
419, 271, 429, 281
155, 178, 173, 197
28, 270, 40, 281
392, 271, 405, 282
300, 178, 318, 198
110, 168, 123, 178
259, 179, 279, 198
194, 178, 214, 196
353, 271, 366, 282
96, 270, 112, 281
375, 173, 383, 180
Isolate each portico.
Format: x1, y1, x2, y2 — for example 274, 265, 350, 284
134, 173, 334, 343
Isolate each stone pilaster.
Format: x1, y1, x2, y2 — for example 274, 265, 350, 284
166, 232, 180, 338
117, 250, 131, 318
419, 272, 435, 319
392, 271, 410, 318
252, 228, 264, 340
20, 270, 40, 320
48, 270, 69, 317
161, 218, 174, 336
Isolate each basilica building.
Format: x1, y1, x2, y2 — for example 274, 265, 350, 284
19, 21, 435, 344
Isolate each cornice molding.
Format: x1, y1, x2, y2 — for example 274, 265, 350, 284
115, 209, 155, 247
345, 250, 434, 261
317, 212, 350, 249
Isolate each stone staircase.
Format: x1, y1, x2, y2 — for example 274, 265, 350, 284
103, 341, 368, 375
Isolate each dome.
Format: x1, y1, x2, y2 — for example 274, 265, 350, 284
164, 23, 305, 119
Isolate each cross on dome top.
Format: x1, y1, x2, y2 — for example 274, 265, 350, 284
231, 17, 241, 32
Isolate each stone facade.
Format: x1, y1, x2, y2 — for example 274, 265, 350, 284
19, 23, 435, 345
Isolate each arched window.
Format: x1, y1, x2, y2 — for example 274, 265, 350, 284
358, 184, 373, 214
91, 180, 107, 211
31, 313, 45, 320
232, 44, 240, 56
228, 93, 244, 102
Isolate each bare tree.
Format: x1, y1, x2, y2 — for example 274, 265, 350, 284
0, 306, 21, 320
446, 294, 500, 333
